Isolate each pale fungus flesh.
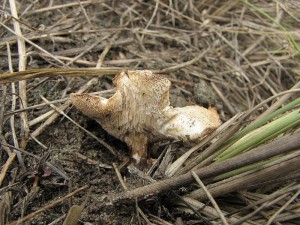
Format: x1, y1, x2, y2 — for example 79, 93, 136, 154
71, 70, 221, 167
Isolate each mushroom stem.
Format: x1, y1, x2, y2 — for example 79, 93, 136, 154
125, 133, 148, 166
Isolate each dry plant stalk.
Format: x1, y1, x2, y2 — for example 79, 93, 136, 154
0, 68, 121, 84
71, 70, 221, 166
99, 132, 300, 204
9, 0, 29, 149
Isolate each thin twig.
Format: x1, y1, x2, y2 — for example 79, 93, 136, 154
113, 163, 128, 190
73, 151, 112, 169
142, 0, 159, 40
8, 185, 89, 225
255, 80, 300, 122
0, 85, 7, 138
180, 197, 251, 225
28, 110, 56, 127
112, 164, 153, 225
191, 171, 229, 225
0, 142, 69, 180
7, 42, 25, 169
76, 0, 91, 25
233, 193, 290, 225
30, 0, 94, 13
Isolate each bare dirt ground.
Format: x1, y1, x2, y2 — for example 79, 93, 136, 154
1, 1, 300, 224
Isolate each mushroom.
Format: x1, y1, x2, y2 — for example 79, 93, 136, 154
71, 70, 221, 167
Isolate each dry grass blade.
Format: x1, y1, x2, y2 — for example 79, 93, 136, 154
233, 185, 300, 225
0, 151, 16, 186
0, 85, 6, 134
9, 0, 29, 150
29, 1, 94, 14
178, 197, 252, 225
0, 68, 121, 84
6, 42, 25, 170
62, 188, 91, 225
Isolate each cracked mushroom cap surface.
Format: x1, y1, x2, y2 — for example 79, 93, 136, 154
71, 70, 221, 164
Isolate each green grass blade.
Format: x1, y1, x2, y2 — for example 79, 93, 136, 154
216, 108, 300, 161
216, 97, 300, 159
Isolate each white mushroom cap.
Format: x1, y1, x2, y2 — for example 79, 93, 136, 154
160, 106, 221, 141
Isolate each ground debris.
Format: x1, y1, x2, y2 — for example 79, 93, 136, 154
0, 0, 299, 224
